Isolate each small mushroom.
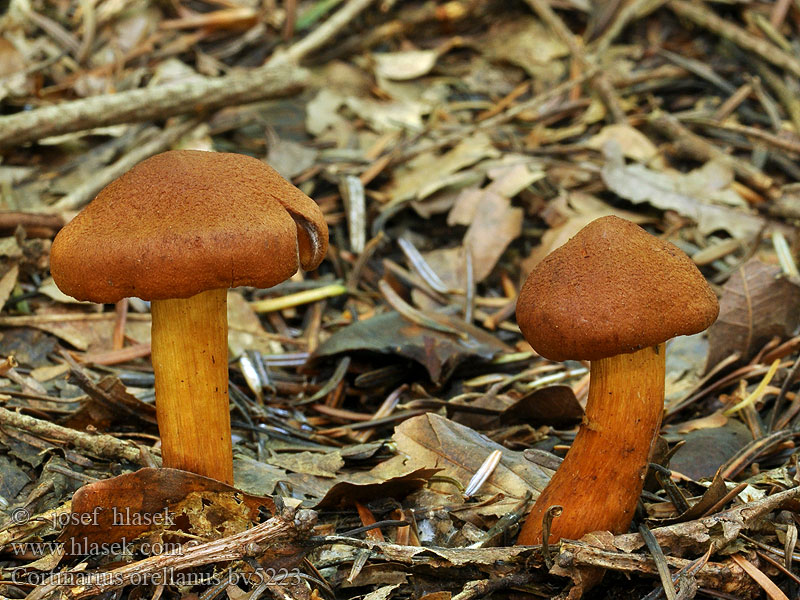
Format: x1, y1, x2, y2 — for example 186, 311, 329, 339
515, 215, 718, 544
50, 150, 328, 485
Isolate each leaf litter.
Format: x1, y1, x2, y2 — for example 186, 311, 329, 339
0, 1, 799, 599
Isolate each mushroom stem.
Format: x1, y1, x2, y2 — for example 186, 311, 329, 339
517, 343, 666, 545
151, 288, 233, 484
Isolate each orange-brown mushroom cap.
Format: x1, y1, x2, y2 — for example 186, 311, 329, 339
516, 215, 718, 362
50, 150, 328, 303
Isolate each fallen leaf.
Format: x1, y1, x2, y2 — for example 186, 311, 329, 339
345, 96, 428, 133
463, 190, 523, 281
0, 264, 19, 308
38, 276, 84, 304
706, 259, 800, 369
60, 468, 274, 553
0, 236, 22, 258
585, 124, 660, 164
649, 470, 730, 526
389, 133, 499, 203
312, 311, 508, 384
673, 411, 728, 434
0, 454, 31, 502
665, 419, 752, 481
305, 88, 348, 137
32, 305, 111, 352
64, 375, 157, 431
485, 161, 545, 197
374, 50, 439, 81
499, 385, 583, 428
227, 290, 279, 357
665, 332, 711, 404
601, 142, 765, 238
0, 38, 32, 101
482, 18, 568, 82
266, 136, 318, 180
0, 328, 58, 367
316, 455, 440, 508
394, 413, 551, 514
266, 450, 344, 478
363, 584, 404, 600
448, 188, 484, 226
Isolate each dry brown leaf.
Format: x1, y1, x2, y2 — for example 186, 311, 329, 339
315, 455, 439, 508
345, 96, 428, 133
312, 311, 508, 384
374, 50, 439, 81
305, 88, 348, 137
0, 38, 33, 101
585, 123, 660, 165
60, 468, 274, 553
463, 190, 523, 282
601, 142, 765, 238
38, 277, 83, 304
266, 450, 344, 478
485, 161, 545, 196
667, 419, 752, 481
674, 411, 728, 434
32, 306, 111, 352
389, 133, 499, 203
227, 290, 278, 357
448, 188, 483, 226
393, 413, 550, 515
266, 136, 319, 180
706, 259, 800, 369
649, 470, 729, 525
482, 18, 567, 82
65, 375, 157, 431
500, 385, 583, 428
0, 264, 19, 308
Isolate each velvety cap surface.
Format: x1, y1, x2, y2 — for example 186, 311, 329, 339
51, 150, 328, 302
516, 215, 719, 361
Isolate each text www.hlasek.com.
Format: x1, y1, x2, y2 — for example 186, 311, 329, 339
10, 538, 186, 558
12, 567, 304, 587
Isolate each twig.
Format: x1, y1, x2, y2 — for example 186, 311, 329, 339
768, 353, 800, 431
590, 0, 668, 56
0, 406, 152, 465
686, 117, 800, 155
25, 507, 317, 600
554, 541, 752, 594
0, 61, 306, 149
451, 573, 537, 600
751, 60, 800, 135
523, 0, 626, 123
0, 212, 65, 238
49, 118, 204, 211
392, 68, 598, 168
648, 111, 775, 194
669, 1, 800, 79
274, 0, 377, 65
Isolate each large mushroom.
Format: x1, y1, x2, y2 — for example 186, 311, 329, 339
515, 215, 718, 545
50, 150, 328, 485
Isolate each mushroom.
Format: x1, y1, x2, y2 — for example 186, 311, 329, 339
515, 215, 718, 545
50, 150, 328, 485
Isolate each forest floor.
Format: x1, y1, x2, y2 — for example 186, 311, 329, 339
0, 0, 799, 598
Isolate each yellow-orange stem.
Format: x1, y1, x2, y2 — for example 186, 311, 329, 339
151, 288, 233, 484
517, 344, 666, 545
